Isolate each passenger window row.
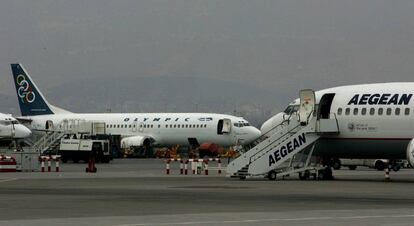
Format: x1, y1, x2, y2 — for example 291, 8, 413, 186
105, 124, 208, 129
337, 107, 410, 116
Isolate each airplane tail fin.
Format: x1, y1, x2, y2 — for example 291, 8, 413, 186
10, 63, 71, 116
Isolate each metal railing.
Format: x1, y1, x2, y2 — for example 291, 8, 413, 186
249, 122, 302, 164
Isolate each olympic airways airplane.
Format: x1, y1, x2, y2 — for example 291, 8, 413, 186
10, 63, 261, 150
0, 113, 32, 139
260, 83, 414, 167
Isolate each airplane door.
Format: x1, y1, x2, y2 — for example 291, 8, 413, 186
317, 93, 336, 119
299, 89, 316, 125
217, 119, 232, 135
222, 119, 232, 133
45, 120, 54, 131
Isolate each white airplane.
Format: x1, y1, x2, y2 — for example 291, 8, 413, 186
10, 63, 261, 150
0, 113, 32, 139
261, 83, 414, 167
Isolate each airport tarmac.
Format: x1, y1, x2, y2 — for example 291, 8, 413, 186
1, 159, 414, 226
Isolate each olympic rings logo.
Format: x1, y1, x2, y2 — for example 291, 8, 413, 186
16, 74, 35, 103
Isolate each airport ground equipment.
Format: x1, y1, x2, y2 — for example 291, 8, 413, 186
39, 155, 60, 172
203, 158, 222, 175
59, 138, 111, 163
86, 150, 97, 173
29, 119, 107, 153
165, 158, 222, 175
10, 152, 39, 172
0, 155, 17, 172
385, 168, 390, 181
165, 158, 184, 175
227, 90, 339, 180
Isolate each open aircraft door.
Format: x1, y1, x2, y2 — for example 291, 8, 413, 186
45, 120, 54, 130
217, 118, 232, 135
317, 93, 336, 119
299, 89, 316, 126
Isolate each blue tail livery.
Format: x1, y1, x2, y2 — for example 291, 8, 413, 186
11, 63, 54, 116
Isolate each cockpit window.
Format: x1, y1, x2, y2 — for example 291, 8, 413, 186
233, 122, 250, 127
11, 120, 19, 125
283, 105, 299, 114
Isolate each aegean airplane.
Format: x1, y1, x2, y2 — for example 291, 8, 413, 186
261, 83, 414, 167
10, 63, 261, 150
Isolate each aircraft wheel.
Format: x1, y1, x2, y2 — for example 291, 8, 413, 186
332, 161, 341, 170
324, 167, 334, 180
392, 164, 401, 172
318, 170, 325, 180
299, 170, 310, 180
268, 170, 277, 181
375, 161, 385, 171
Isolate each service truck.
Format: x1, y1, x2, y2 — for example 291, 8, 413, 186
59, 139, 112, 163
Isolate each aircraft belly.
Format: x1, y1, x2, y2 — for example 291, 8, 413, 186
313, 138, 408, 159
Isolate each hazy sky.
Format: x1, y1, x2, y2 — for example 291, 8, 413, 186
1, 0, 414, 105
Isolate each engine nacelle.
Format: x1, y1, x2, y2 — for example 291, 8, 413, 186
121, 136, 152, 149
406, 138, 414, 168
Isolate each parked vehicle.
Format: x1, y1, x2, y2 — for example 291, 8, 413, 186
58, 139, 112, 163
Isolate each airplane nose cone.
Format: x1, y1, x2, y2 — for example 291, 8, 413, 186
14, 125, 32, 138
246, 127, 261, 144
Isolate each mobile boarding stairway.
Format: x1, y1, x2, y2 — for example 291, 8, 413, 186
27, 119, 106, 153
227, 90, 340, 180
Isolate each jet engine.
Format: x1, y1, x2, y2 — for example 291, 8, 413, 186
121, 135, 153, 149
406, 138, 414, 168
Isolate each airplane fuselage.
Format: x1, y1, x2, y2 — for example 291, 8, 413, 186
24, 113, 260, 147
262, 83, 414, 159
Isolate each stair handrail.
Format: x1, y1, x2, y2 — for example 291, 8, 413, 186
32, 120, 70, 152
248, 110, 317, 164
248, 122, 302, 164
255, 112, 296, 143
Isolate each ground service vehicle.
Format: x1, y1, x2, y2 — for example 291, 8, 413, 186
59, 139, 112, 163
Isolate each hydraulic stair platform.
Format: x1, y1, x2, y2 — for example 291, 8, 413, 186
227, 89, 339, 180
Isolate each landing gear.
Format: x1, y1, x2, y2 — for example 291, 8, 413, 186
392, 164, 401, 172
268, 170, 277, 181
317, 167, 334, 180
332, 159, 341, 170
299, 170, 310, 180
375, 160, 386, 171
296, 167, 333, 181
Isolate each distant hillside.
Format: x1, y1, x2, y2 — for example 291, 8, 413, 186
2, 77, 287, 126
